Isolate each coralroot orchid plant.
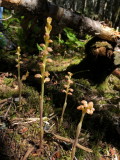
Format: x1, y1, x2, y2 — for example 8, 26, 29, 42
60, 72, 74, 125
71, 100, 95, 160
35, 17, 53, 149
16, 47, 29, 108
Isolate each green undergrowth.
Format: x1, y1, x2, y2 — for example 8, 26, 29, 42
3, 10, 22, 43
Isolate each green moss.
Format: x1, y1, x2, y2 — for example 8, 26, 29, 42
13, 132, 22, 143
0, 86, 16, 99
43, 97, 54, 117
47, 56, 81, 72
75, 149, 86, 160
3, 77, 14, 86
0, 32, 7, 48
92, 41, 112, 49
21, 85, 39, 112
92, 145, 102, 160
96, 74, 120, 94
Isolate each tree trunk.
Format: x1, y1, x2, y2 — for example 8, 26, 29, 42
1, 0, 120, 43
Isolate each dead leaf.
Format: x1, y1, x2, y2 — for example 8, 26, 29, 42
51, 150, 61, 160
19, 127, 28, 134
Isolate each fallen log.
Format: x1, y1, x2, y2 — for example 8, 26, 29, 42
1, 0, 120, 82
1, 0, 120, 43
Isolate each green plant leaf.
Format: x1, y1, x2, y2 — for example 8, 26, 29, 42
37, 43, 43, 51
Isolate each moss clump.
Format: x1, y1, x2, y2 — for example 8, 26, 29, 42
93, 41, 112, 49
47, 56, 81, 72
0, 32, 7, 48
3, 77, 14, 86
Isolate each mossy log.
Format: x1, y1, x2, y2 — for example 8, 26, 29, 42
68, 37, 120, 83
85, 38, 118, 82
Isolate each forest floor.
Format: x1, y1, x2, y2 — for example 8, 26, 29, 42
0, 59, 120, 160
0, 11, 120, 160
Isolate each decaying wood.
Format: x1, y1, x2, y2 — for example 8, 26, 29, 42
1, 0, 120, 43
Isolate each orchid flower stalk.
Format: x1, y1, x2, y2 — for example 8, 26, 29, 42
35, 17, 53, 149
16, 47, 29, 108
16, 46, 22, 107
71, 100, 95, 160
60, 72, 73, 125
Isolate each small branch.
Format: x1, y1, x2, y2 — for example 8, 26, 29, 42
0, 102, 8, 108
52, 133, 93, 153
0, 98, 12, 105
0, 15, 12, 21
22, 147, 34, 160
96, 104, 118, 107
4, 103, 12, 118
12, 118, 40, 126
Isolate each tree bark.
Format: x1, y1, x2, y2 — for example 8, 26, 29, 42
1, 0, 120, 43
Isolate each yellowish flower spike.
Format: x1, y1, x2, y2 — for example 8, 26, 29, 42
81, 100, 87, 105
47, 58, 53, 63
68, 72, 73, 76
37, 17, 53, 150
77, 100, 95, 115
44, 71, 50, 77
60, 72, 74, 125
35, 74, 42, 78
44, 77, 50, 83
47, 17, 52, 24
69, 88, 74, 92
47, 47, 53, 52
45, 17, 52, 34
71, 100, 95, 159
16, 46, 21, 56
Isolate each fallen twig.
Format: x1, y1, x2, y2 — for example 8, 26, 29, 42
21, 147, 34, 160
0, 98, 16, 118
0, 102, 8, 108
0, 15, 12, 21
0, 98, 12, 105
51, 133, 93, 153
11, 117, 50, 126
4, 103, 12, 118
12, 118, 40, 126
